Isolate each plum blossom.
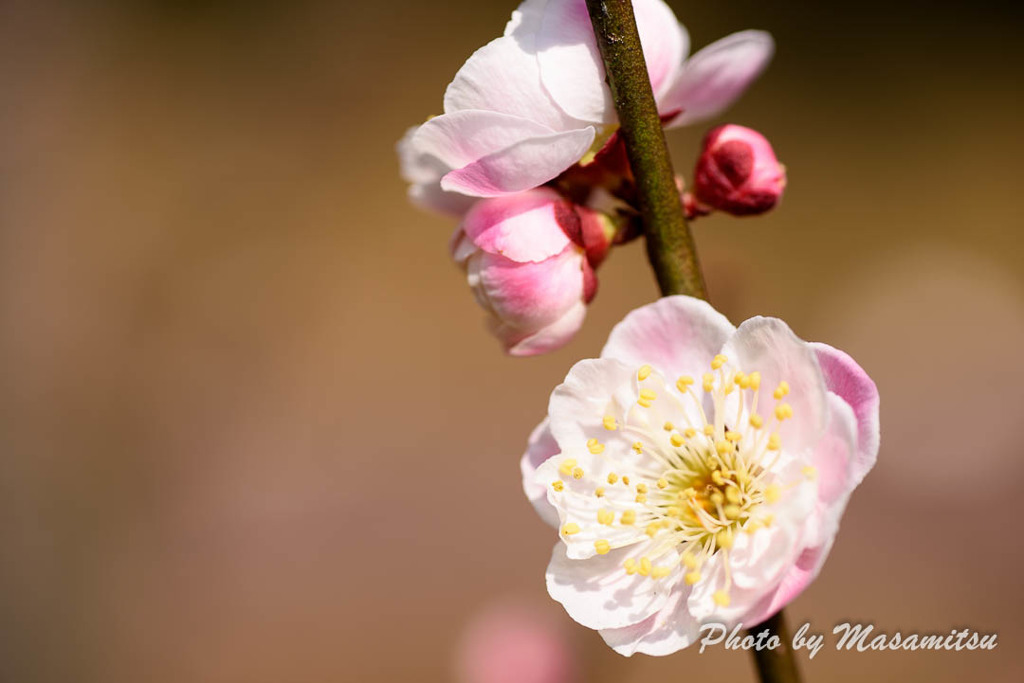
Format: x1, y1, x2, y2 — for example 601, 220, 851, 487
451, 188, 612, 356
521, 296, 879, 655
398, 0, 774, 214
690, 124, 787, 216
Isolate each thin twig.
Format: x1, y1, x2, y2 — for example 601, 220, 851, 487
583, 0, 707, 300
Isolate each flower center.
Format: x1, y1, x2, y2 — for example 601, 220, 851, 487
552, 354, 815, 607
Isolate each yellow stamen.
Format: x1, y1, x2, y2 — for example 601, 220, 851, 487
638, 364, 653, 381
597, 509, 615, 525
562, 523, 580, 536
711, 354, 727, 370
713, 590, 731, 607
558, 459, 577, 477
773, 381, 790, 399
607, 472, 619, 485
685, 571, 702, 585
620, 510, 636, 525
552, 481, 564, 492
603, 415, 618, 431
594, 539, 611, 555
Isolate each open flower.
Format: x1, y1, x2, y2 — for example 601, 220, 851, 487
398, 0, 774, 212
451, 188, 612, 355
521, 296, 879, 655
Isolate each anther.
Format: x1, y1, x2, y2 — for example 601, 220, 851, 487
773, 381, 790, 399
558, 459, 577, 477
603, 415, 618, 430
638, 365, 653, 381
594, 539, 611, 555
552, 481, 564, 492
597, 509, 615, 525
711, 354, 727, 370
562, 523, 580, 536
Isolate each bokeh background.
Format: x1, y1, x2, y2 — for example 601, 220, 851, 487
2, 0, 1023, 681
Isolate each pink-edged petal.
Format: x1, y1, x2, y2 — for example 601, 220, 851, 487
444, 34, 583, 132
461, 189, 572, 263
441, 126, 595, 197
503, 301, 588, 356
521, 419, 561, 528
599, 588, 700, 657
546, 542, 678, 630
600, 295, 736, 381
412, 110, 558, 172
720, 317, 828, 454
398, 125, 477, 216
811, 342, 880, 486
536, 0, 688, 124
661, 30, 774, 128
468, 247, 585, 331
742, 537, 834, 628
742, 394, 859, 625
811, 392, 859, 510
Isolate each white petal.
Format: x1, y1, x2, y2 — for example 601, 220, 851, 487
536, 0, 689, 124
546, 542, 678, 630
444, 34, 584, 132
601, 295, 736, 381
547, 358, 638, 452
662, 30, 774, 128
599, 587, 700, 656
412, 110, 558, 172
441, 127, 595, 197
720, 317, 829, 454
521, 419, 562, 528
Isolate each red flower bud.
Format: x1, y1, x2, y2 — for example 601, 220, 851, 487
693, 125, 786, 216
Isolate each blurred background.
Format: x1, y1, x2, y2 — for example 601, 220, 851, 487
2, 0, 1023, 681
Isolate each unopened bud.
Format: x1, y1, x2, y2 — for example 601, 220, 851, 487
693, 125, 786, 216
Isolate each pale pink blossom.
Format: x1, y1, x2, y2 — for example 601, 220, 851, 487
521, 296, 879, 655
398, 0, 774, 213
454, 600, 578, 683
692, 124, 786, 216
451, 188, 611, 356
